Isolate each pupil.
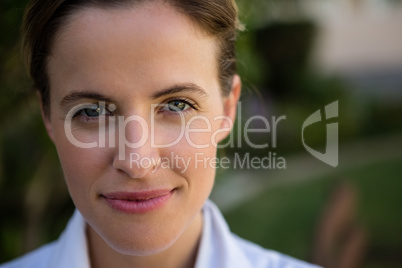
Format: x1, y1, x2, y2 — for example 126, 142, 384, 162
170, 101, 185, 111
85, 107, 100, 117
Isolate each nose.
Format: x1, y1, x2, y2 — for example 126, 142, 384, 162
112, 114, 160, 178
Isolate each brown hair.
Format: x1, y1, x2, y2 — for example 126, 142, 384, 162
22, 0, 242, 116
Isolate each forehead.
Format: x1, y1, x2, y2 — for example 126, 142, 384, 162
59, 1, 208, 46
48, 2, 219, 99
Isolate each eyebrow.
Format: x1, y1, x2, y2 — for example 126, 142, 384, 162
60, 83, 208, 107
152, 83, 209, 99
60, 91, 114, 107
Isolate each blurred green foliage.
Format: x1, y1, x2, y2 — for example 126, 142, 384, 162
0, 0, 75, 262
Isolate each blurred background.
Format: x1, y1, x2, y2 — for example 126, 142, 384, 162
1, 0, 402, 267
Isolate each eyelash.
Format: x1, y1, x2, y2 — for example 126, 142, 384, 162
71, 98, 199, 122
158, 98, 199, 114
71, 103, 113, 122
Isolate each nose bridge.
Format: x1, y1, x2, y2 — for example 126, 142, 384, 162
113, 112, 159, 178
123, 113, 150, 146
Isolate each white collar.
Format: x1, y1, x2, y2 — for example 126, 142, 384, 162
47, 209, 91, 268
47, 200, 305, 268
195, 200, 253, 268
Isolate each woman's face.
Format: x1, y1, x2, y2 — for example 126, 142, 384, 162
43, 2, 240, 255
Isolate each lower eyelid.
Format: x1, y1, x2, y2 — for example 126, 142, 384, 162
159, 108, 194, 117
75, 115, 99, 122
72, 113, 112, 123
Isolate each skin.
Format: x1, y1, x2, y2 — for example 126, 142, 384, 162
42, 1, 241, 268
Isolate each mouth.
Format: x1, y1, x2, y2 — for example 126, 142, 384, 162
101, 189, 175, 213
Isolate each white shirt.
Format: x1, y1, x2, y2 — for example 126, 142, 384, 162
1, 200, 320, 268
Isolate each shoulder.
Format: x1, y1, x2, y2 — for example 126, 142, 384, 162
199, 200, 321, 268
1, 209, 90, 268
0, 242, 55, 268
232, 234, 320, 268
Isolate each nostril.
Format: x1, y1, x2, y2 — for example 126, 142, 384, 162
112, 152, 161, 179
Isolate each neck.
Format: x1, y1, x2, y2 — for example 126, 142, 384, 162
87, 212, 203, 268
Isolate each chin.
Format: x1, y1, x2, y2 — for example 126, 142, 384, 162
99, 226, 182, 256
108, 235, 178, 256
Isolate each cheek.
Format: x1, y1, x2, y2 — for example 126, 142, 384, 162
162, 118, 219, 189
165, 139, 216, 220
52, 123, 111, 198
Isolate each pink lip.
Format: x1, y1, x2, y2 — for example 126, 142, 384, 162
101, 189, 174, 214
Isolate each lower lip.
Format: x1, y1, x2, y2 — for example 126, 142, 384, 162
102, 191, 173, 214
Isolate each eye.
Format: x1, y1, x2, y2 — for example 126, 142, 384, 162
72, 103, 113, 119
159, 99, 197, 113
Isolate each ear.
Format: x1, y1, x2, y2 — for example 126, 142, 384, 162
216, 74, 241, 143
37, 91, 55, 143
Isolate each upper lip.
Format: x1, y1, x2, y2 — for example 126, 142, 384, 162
101, 189, 174, 201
